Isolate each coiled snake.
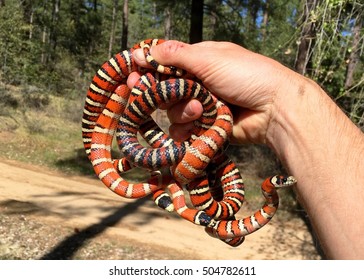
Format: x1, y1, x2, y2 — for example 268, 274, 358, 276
82, 39, 296, 247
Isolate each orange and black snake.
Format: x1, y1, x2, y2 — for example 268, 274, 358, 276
82, 39, 296, 246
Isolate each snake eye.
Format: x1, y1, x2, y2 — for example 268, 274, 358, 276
280, 176, 289, 185
271, 175, 296, 188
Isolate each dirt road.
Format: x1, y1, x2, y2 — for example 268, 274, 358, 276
0, 159, 320, 259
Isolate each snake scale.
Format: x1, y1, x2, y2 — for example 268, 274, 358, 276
82, 39, 296, 247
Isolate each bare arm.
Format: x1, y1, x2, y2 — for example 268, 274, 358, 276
269, 75, 364, 259
131, 40, 364, 259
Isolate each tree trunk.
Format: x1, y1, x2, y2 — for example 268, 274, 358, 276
164, 5, 172, 40
29, 9, 34, 40
41, 26, 47, 64
294, 0, 319, 75
248, 0, 260, 32
21, 0, 34, 40
108, 0, 118, 58
0, 0, 5, 7
208, 0, 222, 40
344, 16, 362, 90
262, 0, 269, 43
189, 0, 204, 43
121, 0, 128, 50
49, 0, 60, 60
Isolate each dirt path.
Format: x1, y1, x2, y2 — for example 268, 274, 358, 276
0, 159, 320, 260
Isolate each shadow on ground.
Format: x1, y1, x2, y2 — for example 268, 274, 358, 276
39, 196, 150, 260
55, 148, 95, 177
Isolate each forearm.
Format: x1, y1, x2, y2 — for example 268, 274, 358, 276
267, 74, 364, 259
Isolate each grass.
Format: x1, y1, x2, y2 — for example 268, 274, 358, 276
0, 84, 91, 175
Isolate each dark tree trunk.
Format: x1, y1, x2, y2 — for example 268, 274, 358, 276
248, 0, 260, 32
189, 0, 204, 43
344, 16, 362, 90
49, 0, 60, 58
108, 0, 118, 57
121, 0, 128, 50
164, 5, 172, 40
294, 0, 320, 75
262, 0, 269, 43
21, 0, 34, 39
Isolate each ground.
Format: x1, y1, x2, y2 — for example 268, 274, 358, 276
0, 159, 321, 260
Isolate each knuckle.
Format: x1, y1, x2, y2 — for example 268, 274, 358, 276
156, 40, 186, 61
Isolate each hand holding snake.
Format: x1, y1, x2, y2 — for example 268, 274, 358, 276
130, 40, 296, 146
123, 39, 364, 258
83, 39, 297, 248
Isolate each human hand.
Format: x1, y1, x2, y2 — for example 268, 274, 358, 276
128, 40, 303, 145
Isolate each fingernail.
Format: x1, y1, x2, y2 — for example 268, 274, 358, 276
185, 100, 202, 118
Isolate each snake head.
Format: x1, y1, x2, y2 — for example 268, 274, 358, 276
271, 175, 297, 189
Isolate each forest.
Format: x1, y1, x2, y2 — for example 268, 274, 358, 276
0, 0, 363, 129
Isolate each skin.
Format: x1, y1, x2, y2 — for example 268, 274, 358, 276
127, 40, 364, 259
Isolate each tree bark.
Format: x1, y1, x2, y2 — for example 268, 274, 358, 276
108, 0, 118, 58
189, 0, 204, 43
344, 16, 362, 90
21, 0, 34, 40
164, 5, 172, 40
262, 0, 269, 43
248, 0, 260, 32
41, 26, 47, 64
121, 0, 128, 49
294, 0, 319, 75
49, 0, 60, 59
208, 0, 222, 40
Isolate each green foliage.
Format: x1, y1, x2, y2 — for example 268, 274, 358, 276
0, 2, 30, 84
0, 0, 362, 126
304, 0, 364, 127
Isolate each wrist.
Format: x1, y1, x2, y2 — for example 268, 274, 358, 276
266, 72, 331, 174
266, 68, 364, 198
